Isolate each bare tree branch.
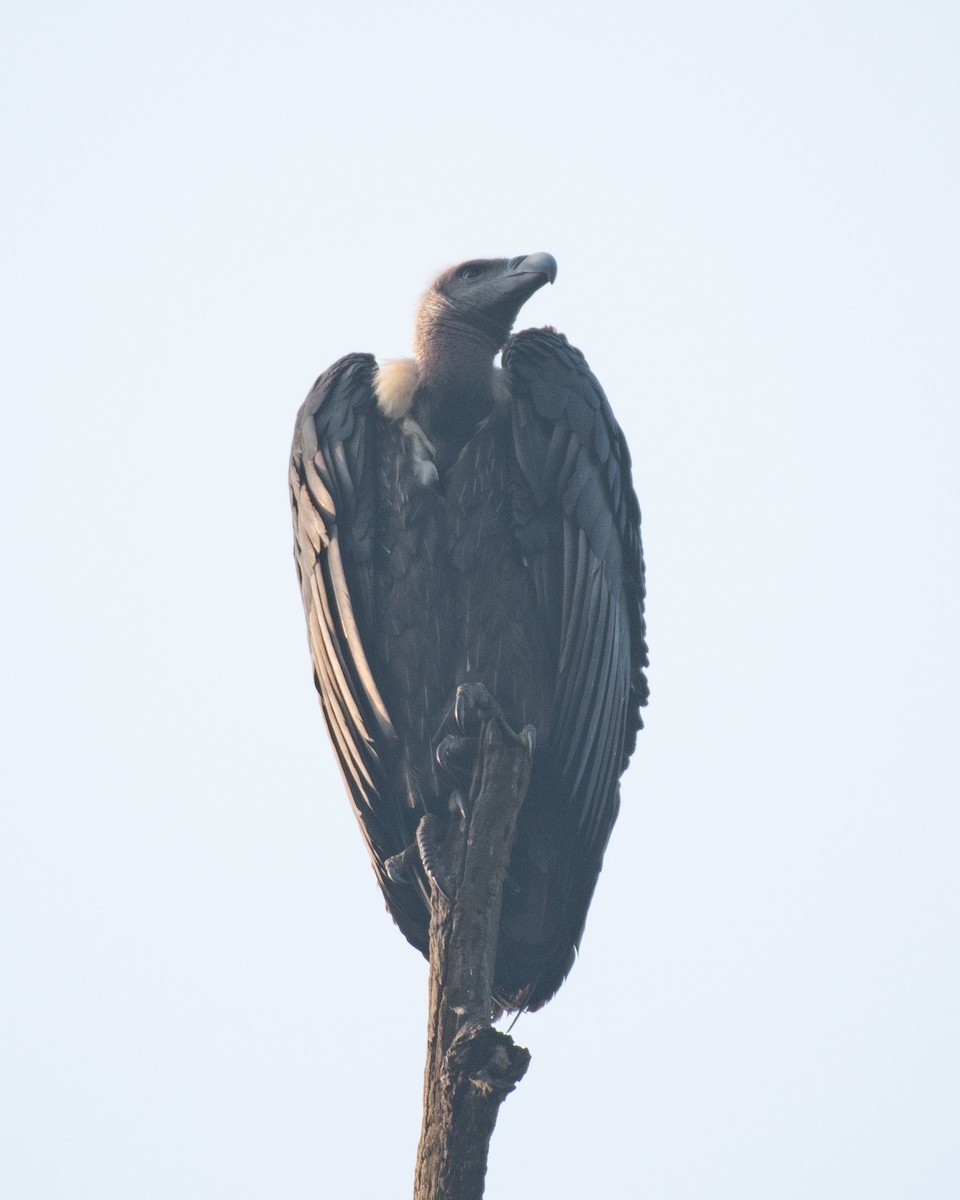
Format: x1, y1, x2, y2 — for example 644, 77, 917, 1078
413, 718, 533, 1200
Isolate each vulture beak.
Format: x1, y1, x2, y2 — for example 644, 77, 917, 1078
507, 253, 558, 285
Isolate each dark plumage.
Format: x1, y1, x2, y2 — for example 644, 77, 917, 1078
290, 254, 647, 1010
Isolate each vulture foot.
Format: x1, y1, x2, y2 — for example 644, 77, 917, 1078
385, 815, 454, 899
436, 733, 476, 780
454, 684, 537, 757
454, 681, 502, 730
416, 814, 453, 900
384, 842, 419, 884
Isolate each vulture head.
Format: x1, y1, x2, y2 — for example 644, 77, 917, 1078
415, 253, 558, 361
375, 253, 558, 466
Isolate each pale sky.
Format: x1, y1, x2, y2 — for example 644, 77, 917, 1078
2, 2, 959, 1197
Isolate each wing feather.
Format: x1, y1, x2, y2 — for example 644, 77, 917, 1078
290, 355, 415, 894
501, 328, 648, 1003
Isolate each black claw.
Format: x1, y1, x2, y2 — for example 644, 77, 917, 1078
436, 733, 475, 775
385, 843, 419, 883
454, 682, 501, 730
385, 813, 457, 899
453, 683, 537, 751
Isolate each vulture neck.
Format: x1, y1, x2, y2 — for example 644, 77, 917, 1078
413, 317, 500, 474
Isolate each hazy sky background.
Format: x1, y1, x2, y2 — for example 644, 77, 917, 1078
2, 2, 958, 1197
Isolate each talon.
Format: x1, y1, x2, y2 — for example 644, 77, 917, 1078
385, 843, 419, 883
449, 790, 467, 820
454, 682, 501, 730
454, 684, 533, 751
436, 733, 475, 775
436, 735, 454, 770
417, 814, 453, 900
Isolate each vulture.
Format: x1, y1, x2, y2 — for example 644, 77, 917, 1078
290, 254, 647, 1011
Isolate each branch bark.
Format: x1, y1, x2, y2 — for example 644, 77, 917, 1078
413, 718, 533, 1200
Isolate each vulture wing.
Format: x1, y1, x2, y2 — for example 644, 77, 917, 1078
289, 353, 427, 946
500, 328, 648, 1004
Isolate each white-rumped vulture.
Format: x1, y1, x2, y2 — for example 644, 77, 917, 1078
290, 255, 648, 1010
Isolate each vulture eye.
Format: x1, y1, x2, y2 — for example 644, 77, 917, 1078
459, 264, 486, 280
